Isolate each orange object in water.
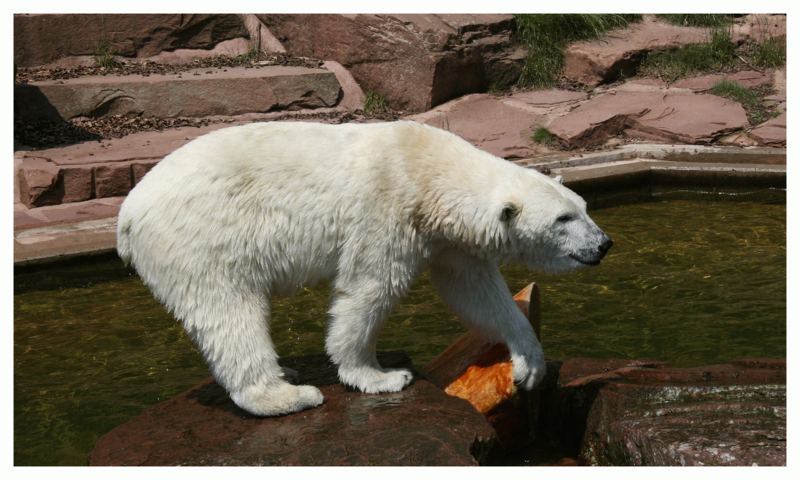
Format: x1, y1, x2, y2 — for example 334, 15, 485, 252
424, 283, 541, 415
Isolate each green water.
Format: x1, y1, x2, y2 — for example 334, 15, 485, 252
14, 192, 786, 465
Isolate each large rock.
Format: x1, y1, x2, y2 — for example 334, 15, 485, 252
258, 14, 523, 111
563, 16, 709, 86
89, 352, 497, 466
568, 359, 786, 466
14, 14, 249, 68
547, 89, 748, 147
16, 66, 341, 121
408, 89, 586, 158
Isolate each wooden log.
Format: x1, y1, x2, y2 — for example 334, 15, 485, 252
423, 283, 541, 415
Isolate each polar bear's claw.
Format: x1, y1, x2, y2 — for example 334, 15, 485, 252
512, 353, 546, 391
338, 367, 414, 394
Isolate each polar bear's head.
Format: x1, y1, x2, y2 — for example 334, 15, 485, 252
496, 172, 613, 273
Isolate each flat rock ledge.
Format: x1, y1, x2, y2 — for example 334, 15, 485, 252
16, 65, 341, 122
88, 352, 496, 466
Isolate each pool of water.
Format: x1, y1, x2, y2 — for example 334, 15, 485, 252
14, 188, 785, 465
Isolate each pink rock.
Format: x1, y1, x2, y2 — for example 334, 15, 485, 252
17, 157, 60, 207
94, 164, 133, 198
17, 125, 227, 167
548, 89, 748, 147
35, 200, 121, 227
563, 16, 709, 86
259, 14, 520, 111
131, 161, 159, 185
749, 112, 786, 146
732, 14, 786, 43
14, 14, 249, 68
60, 166, 93, 203
18, 66, 342, 121
672, 70, 773, 92
408, 93, 548, 159
322, 60, 365, 111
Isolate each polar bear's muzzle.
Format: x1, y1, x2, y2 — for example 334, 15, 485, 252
570, 234, 613, 266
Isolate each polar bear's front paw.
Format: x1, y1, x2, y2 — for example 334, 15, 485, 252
230, 382, 324, 416
511, 352, 546, 391
338, 366, 414, 394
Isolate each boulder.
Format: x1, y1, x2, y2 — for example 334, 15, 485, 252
547, 89, 748, 147
258, 14, 522, 111
89, 352, 497, 466
17, 66, 342, 121
749, 112, 786, 146
14, 14, 250, 68
571, 359, 786, 466
563, 16, 709, 86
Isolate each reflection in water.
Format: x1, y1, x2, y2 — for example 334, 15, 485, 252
14, 194, 785, 465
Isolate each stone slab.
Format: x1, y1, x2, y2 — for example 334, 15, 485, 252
17, 66, 342, 121
408, 90, 586, 158
749, 112, 786, 146
547, 89, 749, 147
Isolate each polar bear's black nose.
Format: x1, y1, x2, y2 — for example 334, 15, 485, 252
598, 237, 614, 257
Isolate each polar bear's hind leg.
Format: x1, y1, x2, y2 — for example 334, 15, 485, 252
182, 287, 324, 416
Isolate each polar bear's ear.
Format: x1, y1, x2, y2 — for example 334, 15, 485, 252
554, 175, 564, 184
500, 202, 521, 222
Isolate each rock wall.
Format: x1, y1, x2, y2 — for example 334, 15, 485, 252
14, 14, 250, 67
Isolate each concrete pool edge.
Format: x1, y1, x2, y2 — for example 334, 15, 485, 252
14, 145, 786, 266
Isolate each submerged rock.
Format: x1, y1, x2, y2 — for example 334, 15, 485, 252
89, 352, 497, 466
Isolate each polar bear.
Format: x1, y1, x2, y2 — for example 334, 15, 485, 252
117, 121, 612, 417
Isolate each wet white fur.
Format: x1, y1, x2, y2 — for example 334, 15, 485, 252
117, 121, 605, 416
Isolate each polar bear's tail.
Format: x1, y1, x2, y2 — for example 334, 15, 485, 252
116, 200, 134, 265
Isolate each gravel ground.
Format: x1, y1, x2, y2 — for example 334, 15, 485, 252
15, 52, 325, 83
14, 109, 403, 150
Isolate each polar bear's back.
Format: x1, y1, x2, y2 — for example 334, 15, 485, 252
116, 121, 445, 299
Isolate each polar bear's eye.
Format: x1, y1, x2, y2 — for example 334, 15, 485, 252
556, 214, 574, 223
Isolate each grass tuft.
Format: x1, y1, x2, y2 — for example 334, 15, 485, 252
364, 91, 389, 114
93, 42, 121, 69
514, 14, 641, 88
709, 80, 771, 125
656, 14, 733, 27
751, 37, 785, 68
532, 127, 557, 145
638, 27, 736, 82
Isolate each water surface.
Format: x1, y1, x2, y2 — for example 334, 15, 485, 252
14, 189, 785, 465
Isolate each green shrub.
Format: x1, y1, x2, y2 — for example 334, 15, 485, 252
531, 127, 557, 145
93, 42, 121, 68
656, 14, 733, 27
709, 80, 770, 125
751, 37, 785, 68
638, 27, 736, 82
